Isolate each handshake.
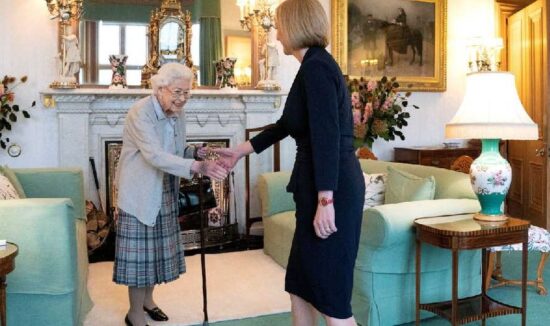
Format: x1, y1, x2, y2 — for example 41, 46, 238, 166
190, 145, 244, 181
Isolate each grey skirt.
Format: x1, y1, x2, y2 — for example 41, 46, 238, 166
113, 173, 185, 287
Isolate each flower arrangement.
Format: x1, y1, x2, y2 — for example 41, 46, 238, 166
0, 75, 35, 151
347, 76, 419, 148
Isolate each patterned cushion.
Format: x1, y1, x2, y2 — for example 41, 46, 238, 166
363, 172, 386, 210
0, 174, 20, 200
0, 165, 26, 198
489, 226, 550, 252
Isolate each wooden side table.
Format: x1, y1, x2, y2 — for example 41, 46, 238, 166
414, 215, 529, 325
0, 243, 18, 326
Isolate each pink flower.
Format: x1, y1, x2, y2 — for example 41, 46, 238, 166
0, 84, 4, 96
6, 92, 14, 102
363, 102, 373, 121
381, 97, 393, 111
351, 92, 360, 107
352, 109, 361, 125
367, 80, 376, 91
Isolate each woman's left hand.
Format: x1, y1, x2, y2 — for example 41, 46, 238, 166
313, 205, 337, 239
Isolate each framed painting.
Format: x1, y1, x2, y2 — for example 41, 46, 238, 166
331, 0, 447, 91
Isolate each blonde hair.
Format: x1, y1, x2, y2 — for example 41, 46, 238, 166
275, 0, 329, 51
150, 63, 193, 92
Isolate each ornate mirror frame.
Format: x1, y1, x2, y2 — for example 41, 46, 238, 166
141, 0, 193, 88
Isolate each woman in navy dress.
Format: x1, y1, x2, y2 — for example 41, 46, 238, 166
216, 0, 365, 324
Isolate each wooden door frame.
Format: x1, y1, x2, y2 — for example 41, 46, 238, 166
495, 0, 549, 229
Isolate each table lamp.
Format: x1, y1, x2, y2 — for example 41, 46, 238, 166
445, 71, 538, 222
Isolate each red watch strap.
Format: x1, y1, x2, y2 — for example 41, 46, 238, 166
319, 197, 334, 206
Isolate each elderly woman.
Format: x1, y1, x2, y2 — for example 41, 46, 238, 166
113, 63, 227, 326
216, 1, 364, 325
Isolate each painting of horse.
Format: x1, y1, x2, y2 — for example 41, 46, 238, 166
380, 22, 423, 66
333, 0, 446, 91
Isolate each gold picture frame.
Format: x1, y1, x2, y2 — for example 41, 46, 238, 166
331, 0, 447, 91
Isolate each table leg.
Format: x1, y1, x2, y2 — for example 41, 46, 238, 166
521, 239, 529, 326
416, 238, 421, 326
481, 248, 487, 325
452, 246, 458, 326
0, 275, 6, 326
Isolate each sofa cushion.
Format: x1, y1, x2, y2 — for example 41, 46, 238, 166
263, 211, 295, 269
363, 172, 386, 210
258, 171, 295, 217
385, 166, 435, 204
0, 174, 20, 200
360, 159, 476, 200
0, 166, 26, 198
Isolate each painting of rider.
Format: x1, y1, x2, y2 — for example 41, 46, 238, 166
344, 0, 441, 84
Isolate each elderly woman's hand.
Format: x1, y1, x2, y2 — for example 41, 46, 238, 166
191, 160, 228, 181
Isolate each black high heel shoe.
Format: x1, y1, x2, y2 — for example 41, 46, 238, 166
125, 314, 150, 326
143, 306, 169, 321
124, 314, 133, 326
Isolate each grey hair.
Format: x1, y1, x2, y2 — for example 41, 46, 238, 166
150, 63, 194, 92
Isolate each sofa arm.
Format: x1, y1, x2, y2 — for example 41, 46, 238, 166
13, 168, 86, 221
363, 198, 481, 249
258, 171, 296, 217
0, 198, 78, 295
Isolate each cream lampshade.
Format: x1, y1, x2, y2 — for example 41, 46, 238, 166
445, 71, 538, 221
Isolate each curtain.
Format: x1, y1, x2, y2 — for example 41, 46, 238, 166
199, 17, 222, 86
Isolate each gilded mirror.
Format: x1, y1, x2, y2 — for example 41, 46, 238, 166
141, 0, 193, 88
74, 0, 255, 88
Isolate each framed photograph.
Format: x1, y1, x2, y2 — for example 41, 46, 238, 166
331, 0, 447, 91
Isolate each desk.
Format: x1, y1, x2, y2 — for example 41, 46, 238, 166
414, 215, 529, 325
0, 243, 18, 326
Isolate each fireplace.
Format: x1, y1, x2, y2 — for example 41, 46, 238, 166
105, 138, 238, 249
42, 88, 284, 234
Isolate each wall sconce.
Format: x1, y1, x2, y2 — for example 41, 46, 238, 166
467, 37, 503, 73
45, 0, 84, 89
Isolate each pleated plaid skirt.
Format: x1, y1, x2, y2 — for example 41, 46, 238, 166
113, 173, 185, 287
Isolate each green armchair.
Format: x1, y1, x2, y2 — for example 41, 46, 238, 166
0, 168, 92, 326
258, 160, 483, 326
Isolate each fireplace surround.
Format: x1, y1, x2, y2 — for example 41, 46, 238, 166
41, 88, 285, 233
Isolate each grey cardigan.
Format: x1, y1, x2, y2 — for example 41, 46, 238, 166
116, 95, 195, 226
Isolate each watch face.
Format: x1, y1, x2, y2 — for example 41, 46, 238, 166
7, 144, 21, 157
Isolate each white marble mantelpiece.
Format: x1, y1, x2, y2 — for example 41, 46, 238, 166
41, 88, 286, 233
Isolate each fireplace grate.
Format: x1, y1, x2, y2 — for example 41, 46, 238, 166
180, 223, 239, 250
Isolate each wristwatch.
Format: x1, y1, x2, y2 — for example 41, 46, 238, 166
318, 197, 334, 206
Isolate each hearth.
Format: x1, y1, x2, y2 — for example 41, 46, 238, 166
105, 139, 238, 249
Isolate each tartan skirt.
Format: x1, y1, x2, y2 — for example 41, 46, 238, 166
113, 173, 185, 287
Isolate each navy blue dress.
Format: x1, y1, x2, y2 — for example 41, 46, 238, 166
250, 46, 365, 318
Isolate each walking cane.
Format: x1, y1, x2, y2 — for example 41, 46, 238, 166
198, 158, 209, 325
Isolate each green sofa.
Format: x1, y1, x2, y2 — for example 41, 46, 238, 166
0, 168, 93, 325
258, 160, 483, 326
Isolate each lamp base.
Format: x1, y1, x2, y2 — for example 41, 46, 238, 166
473, 212, 509, 222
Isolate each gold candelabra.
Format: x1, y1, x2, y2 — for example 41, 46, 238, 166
237, 0, 280, 90
45, 0, 84, 89
45, 0, 83, 25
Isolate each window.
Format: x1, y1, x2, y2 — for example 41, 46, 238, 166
96, 22, 148, 86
